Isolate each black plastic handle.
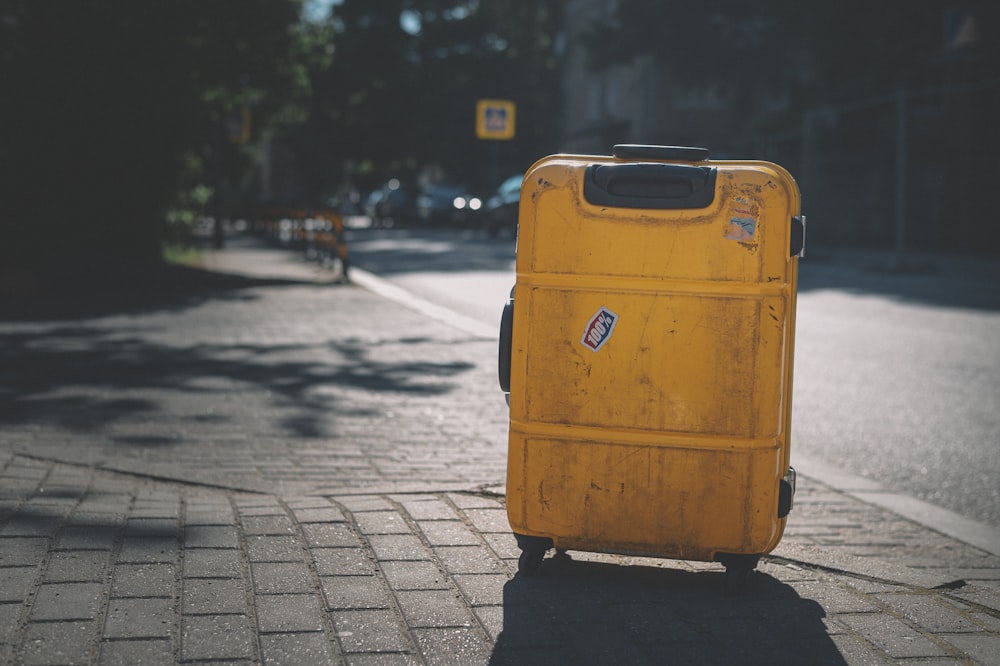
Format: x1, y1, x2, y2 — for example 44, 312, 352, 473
584, 163, 717, 209
613, 144, 710, 161
498, 287, 514, 393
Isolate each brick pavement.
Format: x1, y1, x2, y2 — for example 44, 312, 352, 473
1, 233, 999, 664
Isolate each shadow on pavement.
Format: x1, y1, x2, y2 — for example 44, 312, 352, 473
0, 327, 471, 440
489, 558, 845, 665
0, 261, 326, 322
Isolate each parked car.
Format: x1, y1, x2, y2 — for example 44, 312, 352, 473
414, 183, 482, 227
367, 178, 415, 227
482, 174, 523, 237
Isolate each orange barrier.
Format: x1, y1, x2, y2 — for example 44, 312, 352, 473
251, 206, 349, 280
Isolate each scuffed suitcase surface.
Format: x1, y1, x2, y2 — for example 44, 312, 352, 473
506, 147, 801, 566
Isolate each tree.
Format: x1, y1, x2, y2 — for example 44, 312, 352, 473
0, 0, 305, 276
588, 0, 1000, 114
301, 0, 563, 194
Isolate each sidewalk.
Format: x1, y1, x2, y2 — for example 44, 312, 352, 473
1, 233, 999, 665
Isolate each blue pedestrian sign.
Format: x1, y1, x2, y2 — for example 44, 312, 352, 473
476, 99, 516, 140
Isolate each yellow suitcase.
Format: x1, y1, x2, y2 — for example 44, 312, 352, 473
499, 145, 804, 589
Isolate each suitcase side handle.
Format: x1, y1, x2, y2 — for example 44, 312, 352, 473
584, 163, 717, 210
498, 287, 514, 394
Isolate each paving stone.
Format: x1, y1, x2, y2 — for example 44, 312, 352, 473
182, 547, 243, 578
302, 523, 363, 548
117, 537, 178, 564
0, 602, 21, 645
235, 502, 286, 517
789, 580, 879, 614
181, 614, 254, 661
337, 497, 396, 513
312, 548, 378, 577
255, 593, 326, 633
185, 509, 236, 528
353, 511, 411, 535
412, 627, 492, 665
971, 612, 1000, 632
433, 546, 506, 575
322, 576, 393, 610
30, 582, 103, 621
0, 538, 50, 567
259, 631, 341, 664
183, 578, 248, 615
68, 510, 127, 528
55, 525, 118, 550
130, 501, 180, 520
418, 521, 479, 547
291, 507, 347, 524
452, 574, 507, 607
447, 494, 504, 510
110, 563, 174, 598
951, 582, 1000, 614
252, 561, 314, 595
240, 515, 296, 536
481, 534, 520, 562
344, 654, 420, 666
331, 610, 412, 653
367, 535, 430, 561
876, 592, 983, 633
380, 561, 450, 591
43, 551, 109, 583
941, 633, 1000, 663
184, 525, 239, 549
394, 497, 457, 521
837, 613, 950, 659
126, 518, 179, 537
98, 639, 175, 666
246, 535, 306, 562
18, 620, 95, 666
103, 597, 174, 639
0, 515, 63, 538
0, 566, 38, 602
395, 590, 475, 628
461, 508, 510, 534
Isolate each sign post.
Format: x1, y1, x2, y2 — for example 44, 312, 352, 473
476, 99, 516, 141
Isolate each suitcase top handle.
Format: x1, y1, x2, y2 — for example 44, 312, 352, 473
613, 144, 710, 162
584, 162, 717, 210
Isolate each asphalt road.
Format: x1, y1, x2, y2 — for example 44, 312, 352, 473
345, 224, 1000, 529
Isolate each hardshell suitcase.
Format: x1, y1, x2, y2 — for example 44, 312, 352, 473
499, 145, 804, 588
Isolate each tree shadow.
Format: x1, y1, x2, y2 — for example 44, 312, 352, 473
0, 327, 472, 440
0, 259, 330, 323
489, 557, 846, 666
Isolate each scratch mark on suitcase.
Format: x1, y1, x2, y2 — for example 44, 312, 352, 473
538, 482, 550, 509
589, 480, 624, 494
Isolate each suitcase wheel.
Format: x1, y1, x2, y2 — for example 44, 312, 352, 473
716, 553, 761, 594
514, 534, 553, 577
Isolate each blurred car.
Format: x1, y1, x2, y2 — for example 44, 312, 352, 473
414, 183, 482, 227
367, 178, 415, 227
481, 174, 523, 237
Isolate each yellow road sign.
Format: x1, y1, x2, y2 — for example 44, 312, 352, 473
476, 99, 515, 140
